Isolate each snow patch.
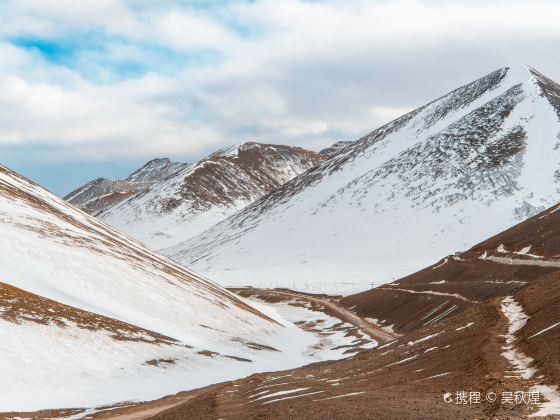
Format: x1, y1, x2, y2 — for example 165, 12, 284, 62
500, 297, 560, 416
455, 322, 474, 331
408, 332, 442, 346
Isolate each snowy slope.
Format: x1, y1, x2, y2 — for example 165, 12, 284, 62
0, 164, 361, 411
65, 158, 189, 214
97, 142, 325, 249
166, 65, 560, 294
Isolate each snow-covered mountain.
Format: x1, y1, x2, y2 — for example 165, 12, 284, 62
0, 163, 351, 411
165, 65, 560, 294
96, 142, 325, 249
65, 158, 189, 214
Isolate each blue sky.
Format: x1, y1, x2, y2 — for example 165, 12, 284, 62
1, 0, 560, 195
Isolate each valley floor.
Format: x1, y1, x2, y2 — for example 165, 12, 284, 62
5, 244, 560, 419
0, 289, 388, 420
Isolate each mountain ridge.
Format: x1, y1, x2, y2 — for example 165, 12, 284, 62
165, 65, 560, 294
95, 141, 326, 248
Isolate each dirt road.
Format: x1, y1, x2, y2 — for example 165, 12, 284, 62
87, 385, 218, 420
231, 288, 399, 343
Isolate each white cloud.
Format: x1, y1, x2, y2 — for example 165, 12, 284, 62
0, 69, 221, 159
153, 10, 243, 52
1, 0, 560, 164
1, 0, 136, 37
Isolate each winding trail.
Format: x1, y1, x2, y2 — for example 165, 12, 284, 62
230, 288, 399, 343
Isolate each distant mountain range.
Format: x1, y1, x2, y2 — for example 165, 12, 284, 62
66, 142, 325, 249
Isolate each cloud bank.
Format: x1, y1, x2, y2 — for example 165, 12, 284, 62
1, 0, 560, 165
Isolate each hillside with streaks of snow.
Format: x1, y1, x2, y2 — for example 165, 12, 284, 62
94, 142, 325, 249
65, 158, 190, 214
165, 65, 560, 294
0, 164, 367, 411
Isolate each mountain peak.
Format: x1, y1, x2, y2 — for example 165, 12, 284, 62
502, 64, 538, 85
143, 157, 171, 165
168, 65, 560, 293
207, 141, 267, 158
500, 64, 560, 96
506, 63, 533, 73
208, 144, 242, 158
